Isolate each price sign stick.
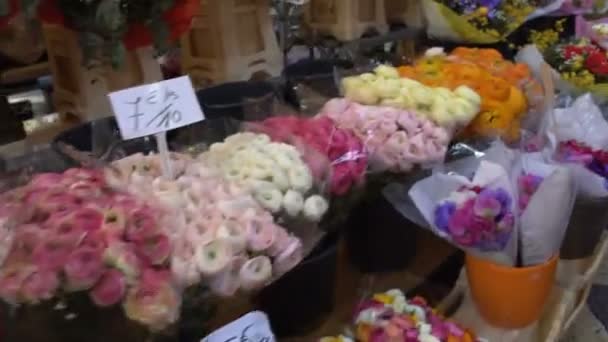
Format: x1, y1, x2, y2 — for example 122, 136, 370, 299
109, 47, 204, 181
137, 47, 174, 180
155, 131, 174, 179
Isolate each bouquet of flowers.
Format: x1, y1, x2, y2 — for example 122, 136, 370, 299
398, 47, 534, 142
409, 160, 519, 265
340, 65, 482, 130
32, 0, 198, 66
318, 98, 451, 173
197, 132, 330, 223
106, 152, 307, 296
421, 0, 559, 44
321, 289, 479, 342
541, 37, 608, 98
251, 115, 368, 196
0, 168, 180, 332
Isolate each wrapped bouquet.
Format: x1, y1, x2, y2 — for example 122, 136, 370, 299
0, 168, 180, 332
251, 115, 368, 196
321, 289, 478, 342
421, 0, 560, 44
341, 65, 482, 130
319, 98, 451, 173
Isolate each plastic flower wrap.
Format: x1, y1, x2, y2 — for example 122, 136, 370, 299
319, 98, 451, 173
512, 152, 576, 266
106, 153, 305, 296
341, 65, 482, 130
410, 160, 518, 265
556, 0, 608, 15
575, 15, 608, 50
251, 115, 368, 196
353, 289, 478, 342
197, 132, 330, 223
421, 0, 560, 44
0, 168, 179, 331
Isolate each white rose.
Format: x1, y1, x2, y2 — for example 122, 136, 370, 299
282, 190, 304, 217
374, 64, 400, 79
303, 195, 329, 222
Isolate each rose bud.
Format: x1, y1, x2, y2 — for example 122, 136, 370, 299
71, 207, 104, 232
123, 269, 180, 331
64, 247, 105, 291
239, 256, 272, 291
69, 181, 102, 199
50, 219, 87, 247
195, 239, 232, 276
208, 256, 246, 297
272, 237, 303, 276
0, 265, 35, 304
32, 240, 72, 272
267, 227, 290, 257
215, 220, 247, 255
135, 234, 171, 266
125, 207, 160, 242
103, 242, 141, 283
90, 269, 127, 307
245, 219, 277, 253
21, 269, 60, 304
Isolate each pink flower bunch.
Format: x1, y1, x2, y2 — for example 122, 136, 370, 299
353, 289, 478, 342
518, 173, 544, 211
108, 154, 304, 297
319, 99, 451, 173
255, 115, 368, 196
434, 186, 515, 251
0, 168, 179, 331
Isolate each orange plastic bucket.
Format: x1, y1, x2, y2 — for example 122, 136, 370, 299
465, 253, 558, 329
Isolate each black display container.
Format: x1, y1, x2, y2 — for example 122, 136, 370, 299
255, 231, 339, 337
345, 191, 418, 273
283, 59, 353, 113
560, 196, 608, 260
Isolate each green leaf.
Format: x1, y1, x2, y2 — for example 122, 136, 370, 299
110, 41, 126, 68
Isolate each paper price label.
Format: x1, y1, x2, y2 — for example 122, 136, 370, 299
201, 311, 275, 342
108, 76, 204, 140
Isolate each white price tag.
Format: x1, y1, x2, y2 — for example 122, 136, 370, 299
202, 311, 275, 342
108, 76, 204, 140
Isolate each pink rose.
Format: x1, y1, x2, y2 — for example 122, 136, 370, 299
103, 242, 141, 283
29, 173, 63, 189
330, 164, 354, 196
239, 256, 272, 291
21, 269, 59, 303
135, 234, 171, 266
34, 192, 82, 217
123, 269, 180, 331
69, 181, 102, 198
90, 269, 127, 307
50, 218, 87, 247
33, 240, 72, 272
70, 207, 104, 232
267, 227, 290, 257
125, 208, 160, 242
64, 247, 105, 291
245, 219, 277, 253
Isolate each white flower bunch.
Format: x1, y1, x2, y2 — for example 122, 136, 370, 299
199, 132, 329, 222
341, 65, 481, 129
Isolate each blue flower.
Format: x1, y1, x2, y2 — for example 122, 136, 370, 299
434, 201, 456, 233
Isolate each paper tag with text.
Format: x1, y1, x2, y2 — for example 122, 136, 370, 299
201, 311, 275, 342
108, 76, 204, 140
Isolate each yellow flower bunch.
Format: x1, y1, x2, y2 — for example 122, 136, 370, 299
563, 70, 596, 88
529, 19, 567, 53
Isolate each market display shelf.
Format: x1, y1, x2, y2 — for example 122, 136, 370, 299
438, 234, 608, 342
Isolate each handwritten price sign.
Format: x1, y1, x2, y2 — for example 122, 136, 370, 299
201, 311, 275, 342
108, 76, 204, 140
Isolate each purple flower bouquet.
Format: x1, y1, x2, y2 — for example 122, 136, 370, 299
410, 161, 519, 266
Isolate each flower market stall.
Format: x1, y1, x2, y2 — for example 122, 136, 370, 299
2, 1, 608, 342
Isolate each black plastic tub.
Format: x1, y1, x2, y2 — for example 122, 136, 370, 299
197, 81, 276, 121
255, 231, 340, 338
345, 192, 417, 273
284, 59, 353, 113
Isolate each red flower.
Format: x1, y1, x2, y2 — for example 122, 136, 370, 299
585, 51, 608, 75
564, 45, 585, 60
